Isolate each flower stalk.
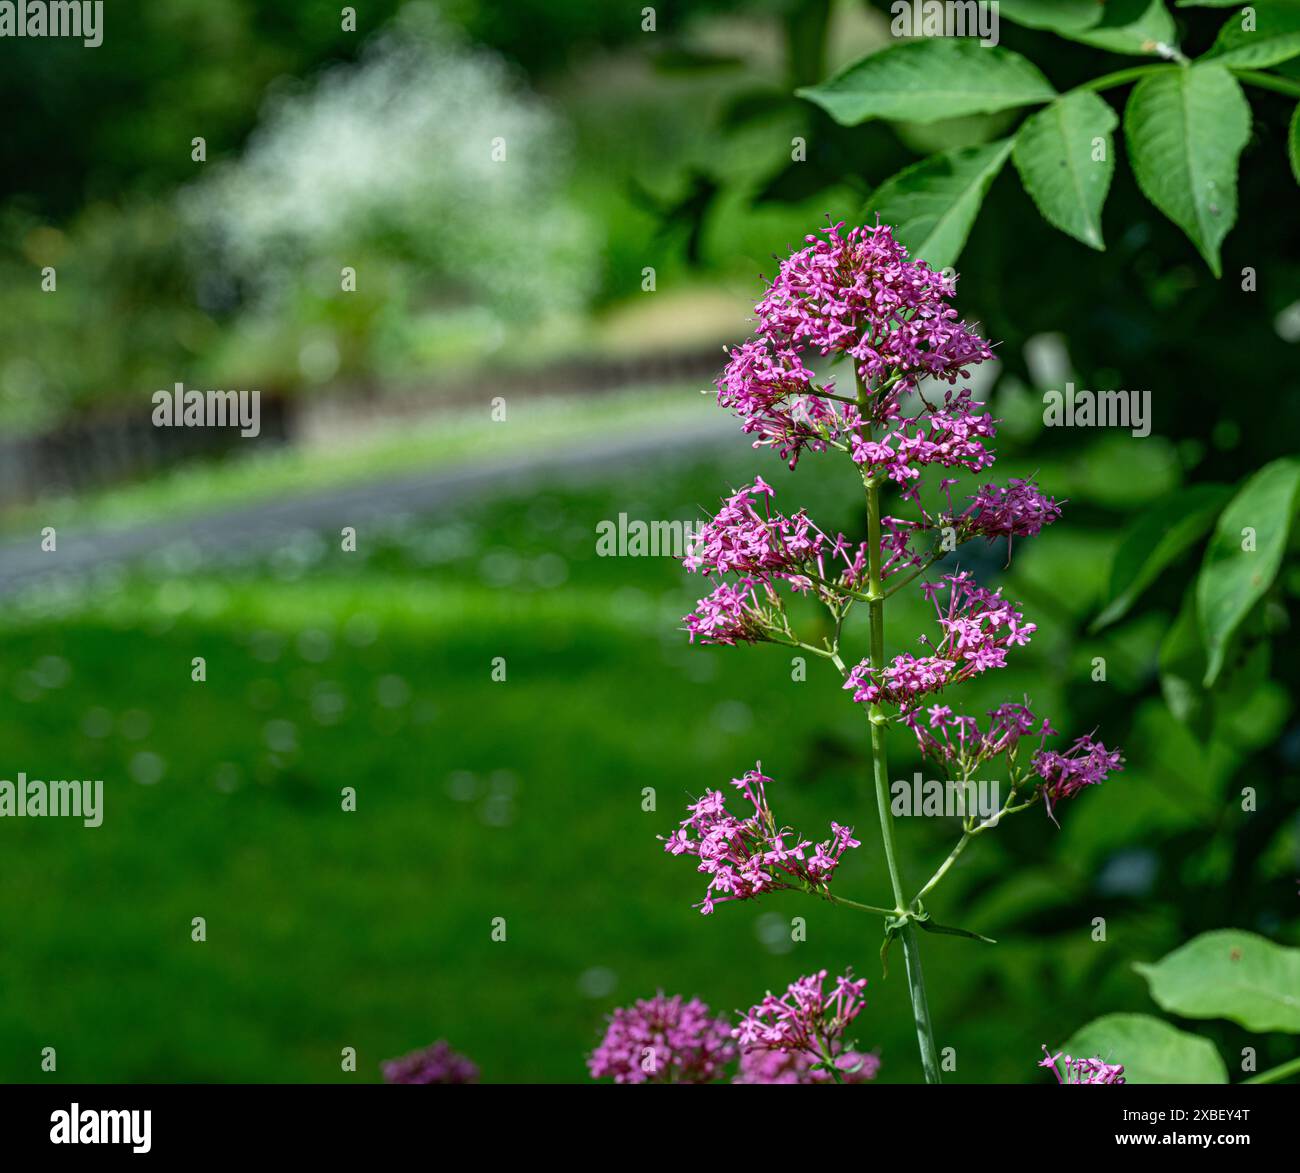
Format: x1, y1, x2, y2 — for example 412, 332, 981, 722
668, 220, 1124, 1085
863, 458, 942, 1083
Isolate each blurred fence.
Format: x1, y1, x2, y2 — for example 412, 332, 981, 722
0, 396, 292, 507
0, 349, 724, 508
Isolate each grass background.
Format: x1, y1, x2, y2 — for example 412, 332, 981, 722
3, 387, 1291, 1083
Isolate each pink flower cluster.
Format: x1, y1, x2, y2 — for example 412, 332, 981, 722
669, 216, 1128, 1087
879, 476, 1062, 580
589, 971, 879, 1086
682, 480, 870, 645
903, 700, 1056, 774
735, 969, 869, 1060
663, 765, 859, 914
380, 1039, 478, 1084
963, 477, 1063, 542
850, 389, 996, 485
715, 222, 993, 467
735, 1046, 880, 1085
880, 513, 928, 579
586, 993, 735, 1084
683, 578, 771, 646
1033, 736, 1125, 823
1040, 1045, 1126, 1085
753, 222, 993, 398
901, 702, 1124, 821
716, 339, 842, 468
843, 572, 1035, 706
683, 477, 822, 577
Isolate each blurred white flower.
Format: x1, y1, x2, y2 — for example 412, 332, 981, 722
182, 3, 594, 324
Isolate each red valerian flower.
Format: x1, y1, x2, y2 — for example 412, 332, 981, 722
588, 993, 735, 1084
662, 765, 859, 914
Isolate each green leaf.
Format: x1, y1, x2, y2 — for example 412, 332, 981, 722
1206, 5, 1300, 68
1159, 587, 1211, 732
880, 924, 900, 978
796, 39, 1054, 127
1058, 1013, 1228, 1084
1071, 0, 1178, 57
1178, 2, 1253, 7
1211, 637, 1284, 749
1091, 483, 1231, 631
1012, 91, 1118, 250
1006, 0, 1180, 55
1124, 64, 1251, 276
1290, 104, 1300, 183
999, 0, 1106, 34
916, 918, 997, 944
1135, 930, 1300, 1033
862, 140, 1014, 270
1196, 457, 1300, 685
1217, 640, 1286, 749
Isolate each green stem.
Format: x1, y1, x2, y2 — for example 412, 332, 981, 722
815, 1038, 845, 1085
882, 552, 942, 599
854, 390, 941, 1083
1072, 64, 1171, 95
803, 571, 877, 603
826, 893, 899, 917
912, 831, 972, 907
895, 920, 940, 1083
1069, 62, 1300, 102
909, 782, 1032, 907
1244, 1054, 1300, 1085
1232, 69, 1300, 100
770, 635, 835, 658
865, 484, 908, 909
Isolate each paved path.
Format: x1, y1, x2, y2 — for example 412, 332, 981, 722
0, 416, 740, 596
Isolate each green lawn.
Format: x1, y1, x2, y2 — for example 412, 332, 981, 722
0, 419, 1288, 1083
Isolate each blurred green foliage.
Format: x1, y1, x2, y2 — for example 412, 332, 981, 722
0, 0, 873, 432
2, 397, 1297, 1081
1, 0, 1297, 1085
